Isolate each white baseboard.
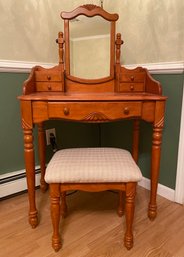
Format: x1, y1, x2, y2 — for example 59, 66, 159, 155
0, 168, 175, 202
138, 177, 175, 202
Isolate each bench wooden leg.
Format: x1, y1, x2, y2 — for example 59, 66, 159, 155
124, 182, 136, 250
61, 191, 67, 218
50, 184, 62, 252
117, 191, 125, 217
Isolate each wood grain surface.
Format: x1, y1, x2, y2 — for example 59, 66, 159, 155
0, 187, 183, 257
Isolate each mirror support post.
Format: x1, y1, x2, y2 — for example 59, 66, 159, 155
115, 33, 123, 91
56, 32, 64, 65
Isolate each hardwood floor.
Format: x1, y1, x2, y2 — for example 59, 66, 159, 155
0, 186, 184, 257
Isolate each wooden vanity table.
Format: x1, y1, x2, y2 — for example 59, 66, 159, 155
18, 5, 167, 228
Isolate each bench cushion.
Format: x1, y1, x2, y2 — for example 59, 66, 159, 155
45, 147, 142, 183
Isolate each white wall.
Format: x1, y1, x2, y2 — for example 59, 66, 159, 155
0, 0, 101, 63
115, 0, 184, 64
0, 0, 183, 64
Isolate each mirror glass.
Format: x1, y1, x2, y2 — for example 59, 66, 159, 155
69, 16, 110, 79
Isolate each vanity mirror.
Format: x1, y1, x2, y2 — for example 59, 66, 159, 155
69, 16, 110, 79
61, 4, 119, 83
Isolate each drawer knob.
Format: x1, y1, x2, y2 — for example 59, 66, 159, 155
130, 85, 134, 91
130, 76, 134, 81
63, 107, 70, 116
124, 107, 130, 115
47, 75, 51, 80
48, 85, 52, 90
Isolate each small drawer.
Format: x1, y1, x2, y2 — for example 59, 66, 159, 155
36, 82, 63, 92
48, 102, 142, 121
120, 73, 145, 83
35, 71, 62, 82
119, 83, 145, 92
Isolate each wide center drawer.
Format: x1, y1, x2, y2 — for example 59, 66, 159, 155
48, 102, 142, 121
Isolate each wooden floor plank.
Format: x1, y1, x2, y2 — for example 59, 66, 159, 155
0, 187, 184, 257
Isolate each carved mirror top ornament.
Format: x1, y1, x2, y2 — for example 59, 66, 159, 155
61, 5, 118, 21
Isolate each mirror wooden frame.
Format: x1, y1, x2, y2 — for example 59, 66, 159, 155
61, 4, 119, 84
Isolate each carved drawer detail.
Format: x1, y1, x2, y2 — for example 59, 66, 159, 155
83, 112, 110, 122
48, 102, 142, 122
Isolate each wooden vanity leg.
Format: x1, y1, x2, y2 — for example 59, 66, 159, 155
24, 128, 38, 228
124, 182, 136, 250
38, 123, 48, 192
132, 119, 140, 163
148, 125, 163, 220
50, 184, 62, 252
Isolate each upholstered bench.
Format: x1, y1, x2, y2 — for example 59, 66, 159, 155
45, 147, 142, 252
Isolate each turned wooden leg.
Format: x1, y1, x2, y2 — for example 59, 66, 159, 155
23, 128, 38, 228
124, 182, 136, 250
132, 119, 140, 163
148, 125, 163, 220
61, 191, 67, 218
38, 123, 48, 192
50, 184, 62, 252
117, 191, 124, 217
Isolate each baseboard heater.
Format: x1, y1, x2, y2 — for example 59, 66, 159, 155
0, 168, 41, 200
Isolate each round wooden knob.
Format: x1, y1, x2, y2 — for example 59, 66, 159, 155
130, 85, 134, 91
47, 75, 51, 80
63, 107, 70, 116
130, 76, 134, 81
48, 85, 52, 90
124, 107, 130, 115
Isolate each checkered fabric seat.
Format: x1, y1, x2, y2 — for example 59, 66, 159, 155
45, 147, 142, 184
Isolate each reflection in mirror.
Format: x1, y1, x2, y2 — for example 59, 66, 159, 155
70, 16, 110, 79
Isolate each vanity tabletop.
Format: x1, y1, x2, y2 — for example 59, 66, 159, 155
18, 92, 167, 101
